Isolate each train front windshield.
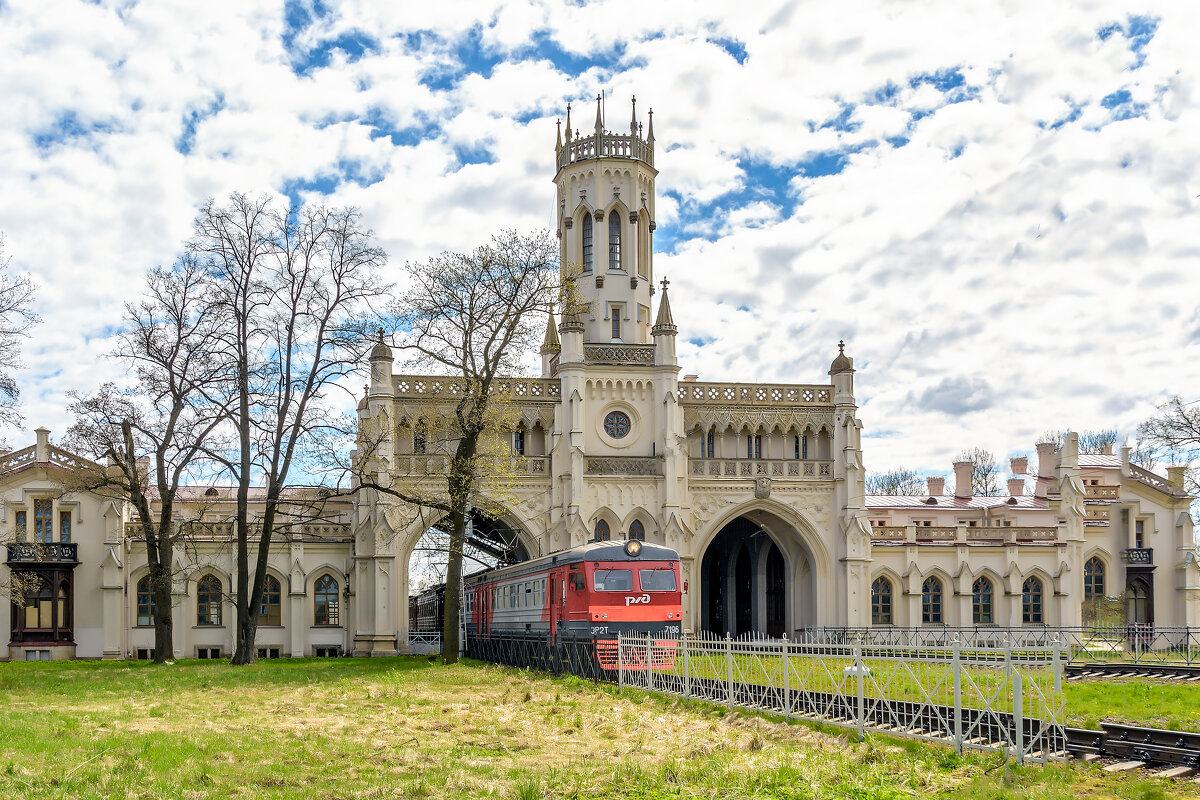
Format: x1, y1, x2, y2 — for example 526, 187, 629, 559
593, 569, 633, 591
638, 568, 677, 591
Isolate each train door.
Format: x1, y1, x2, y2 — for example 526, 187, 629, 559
549, 570, 565, 642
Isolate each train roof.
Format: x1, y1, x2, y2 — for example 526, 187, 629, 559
464, 540, 679, 586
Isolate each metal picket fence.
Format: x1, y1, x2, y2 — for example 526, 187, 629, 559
617, 631, 1068, 764
801, 626, 1200, 665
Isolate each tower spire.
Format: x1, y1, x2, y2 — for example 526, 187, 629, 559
646, 108, 655, 144
541, 308, 561, 352
594, 93, 603, 136
652, 277, 676, 334
555, 118, 562, 154
564, 103, 572, 142
630, 95, 637, 135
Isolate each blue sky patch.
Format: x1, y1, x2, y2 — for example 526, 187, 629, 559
708, 37, 748, 65
1098, 14, 1159, 69
176, 95, 225, 155
31, 111, 117, 151
1100, 88, 1147, 121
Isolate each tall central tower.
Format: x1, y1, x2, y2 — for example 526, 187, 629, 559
554, 94, 658, 344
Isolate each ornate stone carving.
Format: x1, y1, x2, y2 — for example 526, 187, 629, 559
585, 456, 662, 476
584, 344, 656, 365
754, 476, 771, 499
684, 407, 834, 434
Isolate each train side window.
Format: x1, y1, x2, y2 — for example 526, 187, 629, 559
593, 569, 633, 592
639, 569, 677, 591
569, 572, 583, 590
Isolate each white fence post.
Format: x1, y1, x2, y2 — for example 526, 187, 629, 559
617, 633, 624, 693
953, 636, 963, 755
1013, 670, 1024, 765
854, 644, 865, 742
646, 631, 654, 693
725, 633, 734, 709
782, 634, 791, 720
683, 631, 691, 700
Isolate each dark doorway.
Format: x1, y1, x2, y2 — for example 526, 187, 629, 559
700, 517, 788, 637
1125, 569, 1154, 626
765, 543, 786, 637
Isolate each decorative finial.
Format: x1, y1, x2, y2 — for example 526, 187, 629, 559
660, 277, 670, 291
838, 339, 844, 354
378, 327, 385, 342
631, 95, 637, 135
595, 93, 603, 133
646, 108, 655, 144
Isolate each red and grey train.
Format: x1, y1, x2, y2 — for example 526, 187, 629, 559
463, 539, 683, 647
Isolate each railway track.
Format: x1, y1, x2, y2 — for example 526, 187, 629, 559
1065, 723, 1200, 771
1065, 662, 1200, 681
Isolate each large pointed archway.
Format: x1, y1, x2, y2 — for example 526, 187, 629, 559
694, 501, 829, 638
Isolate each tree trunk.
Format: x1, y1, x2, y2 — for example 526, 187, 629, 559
152, 536, 174, 663
441, 433, 478, 665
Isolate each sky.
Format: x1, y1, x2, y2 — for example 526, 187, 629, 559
1, 0, 1198, 479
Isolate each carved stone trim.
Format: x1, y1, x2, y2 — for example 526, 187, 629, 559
684, 407, 835, 433
585, 456, 662, 476
584, 344, 656, 365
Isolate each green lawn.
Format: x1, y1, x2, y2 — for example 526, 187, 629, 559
0, 657, 1194, 799
1065, 679, 1200, 732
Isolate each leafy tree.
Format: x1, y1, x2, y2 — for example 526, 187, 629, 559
864, 467, 925, 495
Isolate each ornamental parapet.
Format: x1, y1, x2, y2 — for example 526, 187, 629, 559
558, 130, 654, 170
1084, 484, 1120, 500
390, 454, 550, 478
871, 525, 1060, 545
1129, 464, 1189, 498
679, 382, 833, 407
122, 522, 351, 541
689, 458, 832, 479
581, 344, 655, 365
585, 456, 661, 476
391, 375, 561, 402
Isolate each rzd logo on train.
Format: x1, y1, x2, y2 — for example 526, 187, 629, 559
624, 594, 650, 606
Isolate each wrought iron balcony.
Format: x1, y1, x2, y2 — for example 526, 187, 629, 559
1121, 547, 1153, 565
6, 542, 79, 565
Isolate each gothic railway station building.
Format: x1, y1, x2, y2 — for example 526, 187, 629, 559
4, 99, 1199, 660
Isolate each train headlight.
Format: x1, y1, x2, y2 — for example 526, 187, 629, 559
602, 613, 608, 620
624, 539, 642, 557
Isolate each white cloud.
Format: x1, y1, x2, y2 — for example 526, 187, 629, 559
0, 0, 1197, 480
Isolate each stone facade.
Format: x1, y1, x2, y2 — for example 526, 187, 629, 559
4, 99, 1198, 661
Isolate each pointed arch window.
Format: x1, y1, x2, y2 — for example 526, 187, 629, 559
705, 429, 714, 458
972, 577, 994, 624
314, 574, 340, 626
608, 211, 621, 270
136, 575, 156, 627
628, 520, 645, 541
197, 575, 222, 626
259, 575, 282, 626
34, 499, 53, 543
921, 577, 943, 624
581, 214, 593, 272
1083, 557, 1104, 601
594, 519, 611, 542
1022, 577, 1043, 624
413, 420, 426, 454
870, 577, 892, 625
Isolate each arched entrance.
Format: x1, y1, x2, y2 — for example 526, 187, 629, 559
699, 513, 813, 638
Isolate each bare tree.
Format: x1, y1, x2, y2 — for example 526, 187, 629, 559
864, 467, 925, 496
65, 259, 229, 662
191, 193, 389, 665
955, 447, 1002, 496
1078, 429, 1118, 455
0, 235, 39, 435
1137, 397, 1200, 499
383, 230, 559, 664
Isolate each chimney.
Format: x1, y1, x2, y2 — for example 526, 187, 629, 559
34, 427, 50, 462
1102, 443, 1113, 455
1034, 441, 1056, 499
1167, 466, 1186, 491
1010, 456, 1028, 475
683, 374, 699, 382
953, 461, 974, 499
926, 476, 945, 496
1007, 477, 1025, 497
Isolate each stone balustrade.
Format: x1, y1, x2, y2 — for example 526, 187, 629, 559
558, 130, 654, 169
689, 458, 833, 479
679, 382, 833, 407
392, 375, 560, 401
871, 525, 1061, 545
1084, 484, 1120, 500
